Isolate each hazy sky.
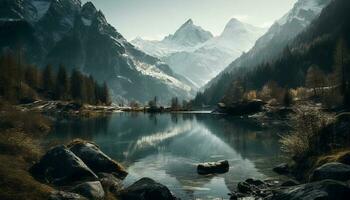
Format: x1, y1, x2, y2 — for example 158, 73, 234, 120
81, 0, 297, 40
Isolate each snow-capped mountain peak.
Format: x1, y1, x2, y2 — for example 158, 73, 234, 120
163, 19, 213, 47
220, 18, 265, 39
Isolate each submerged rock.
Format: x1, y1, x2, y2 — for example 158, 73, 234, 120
49, 191, 87, 200
268, 179, 350, 200
117, 177, 176, 200
68, 140, 128, 179
310, 162, 350, 182
30, 145, 98, 186
197, 160, 229, 175
71, 181, 105, 200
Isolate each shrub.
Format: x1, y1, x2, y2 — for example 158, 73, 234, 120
280, 107, 335, 161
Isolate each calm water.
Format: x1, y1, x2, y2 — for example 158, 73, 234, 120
50, 113, 285, 199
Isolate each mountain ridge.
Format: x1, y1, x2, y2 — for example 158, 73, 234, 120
132, 18, 266, 87
0, 0, 195, 103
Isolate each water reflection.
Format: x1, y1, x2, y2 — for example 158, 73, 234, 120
50, 113, 283, 199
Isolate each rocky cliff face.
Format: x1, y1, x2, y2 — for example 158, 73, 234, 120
0, 0, 194, 103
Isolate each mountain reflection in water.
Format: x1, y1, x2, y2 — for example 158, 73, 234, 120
50, 113, 283, 199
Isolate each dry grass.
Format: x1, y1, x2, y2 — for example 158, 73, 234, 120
316, 149, 350, 166
280, 106, 335, 161
0, 104, 54, 199
0, 155, 52, 200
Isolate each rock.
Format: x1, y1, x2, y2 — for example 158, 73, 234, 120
117, 177, 176, 200
30, 145, 98, 186
236, 179, 272, 198
273, 163, 289, 174
310, 162, 350, 182
71, 181, 105, 200
269, 179, 350, 200
338, 152, 350, 165
68, 140, 128, 179
49, 191, 87, 200
98, 173, 123, 194
237, 181, 253, 194
245, 178, 265, 186
281, 180, 299, 187
215, 99, 265, 115
197, 160, 229, 175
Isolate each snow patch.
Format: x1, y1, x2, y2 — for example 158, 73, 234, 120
81, 17, 92, 26
31, 0, 51, 21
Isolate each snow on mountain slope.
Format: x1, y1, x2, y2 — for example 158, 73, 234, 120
0, 0, 194, 103
204, 0, 332, 91
132, 18, 266, 87
202, 0, 332, 100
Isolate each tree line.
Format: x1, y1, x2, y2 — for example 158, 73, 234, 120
192, 36, 350, 109
0, 53, 111, 105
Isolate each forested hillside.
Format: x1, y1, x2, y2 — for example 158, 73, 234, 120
0, 53, 111, 105
193, 0, 350, 107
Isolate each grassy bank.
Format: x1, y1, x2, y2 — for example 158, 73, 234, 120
0, 101, 53, 200
280, 105, 350, 180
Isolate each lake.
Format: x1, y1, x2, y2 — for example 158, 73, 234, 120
49, 112, 285, 199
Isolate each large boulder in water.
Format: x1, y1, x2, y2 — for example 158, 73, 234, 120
117, 178, 176, 200
215, 100, 265, 115
197, 160, 229, 175
30, 145, 98, 186
71, 181, 105, 200
268, 180, 350, 200
310, 162, 350, 182
68, 140, 128, 179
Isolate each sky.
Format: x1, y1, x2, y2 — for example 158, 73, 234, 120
81, 0, 298, 40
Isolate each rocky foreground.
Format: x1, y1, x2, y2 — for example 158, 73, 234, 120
30, 140, 176, 200
30, 139, 350, 200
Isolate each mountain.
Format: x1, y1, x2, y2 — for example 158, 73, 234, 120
197, 0, 332, 105
132, 19, 265, 87
0, 0, 194, 103
131, 19, 213, 58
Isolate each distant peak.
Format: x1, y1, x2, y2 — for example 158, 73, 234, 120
185, 19, 194, 25
226, 18, 243, 27
82, 1, 97, 11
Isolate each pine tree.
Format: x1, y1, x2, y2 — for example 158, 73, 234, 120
70, 70, 86, 103
25, 65, 40, 90
55, 65, 69, 100
85, 75, 96, 105
101, 82, 111, 105
42, 64, 55, 97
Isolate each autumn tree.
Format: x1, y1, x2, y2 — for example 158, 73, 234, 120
305, 65, 326, 96
222, 79, 244, 104
54, 65, 69, 100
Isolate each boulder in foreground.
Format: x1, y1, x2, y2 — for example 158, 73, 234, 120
310, 162, 350, 182
117, 177, 176, 200
71, 181, 105, 200
197, 160, 229, 175
30, 145, 98, 186
49, 191, 87, 200
68, 140, 128, 179
268, 179, 350, 200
